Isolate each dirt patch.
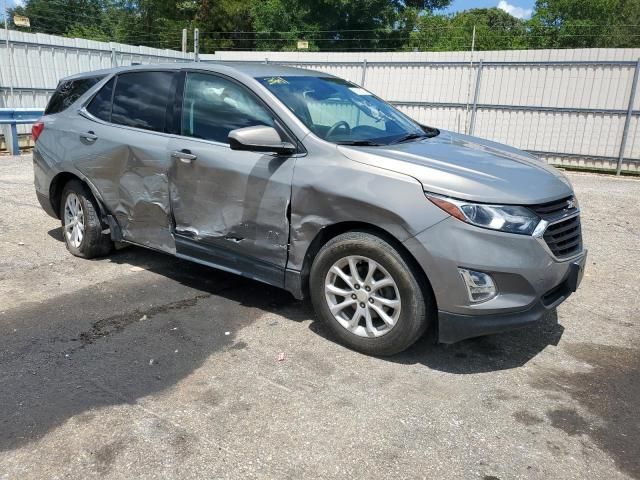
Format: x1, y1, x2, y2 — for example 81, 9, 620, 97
512, 410, 544, 427
92, 439, 126, 475
532, 342, 640, 478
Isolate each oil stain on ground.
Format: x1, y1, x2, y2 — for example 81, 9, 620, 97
532, 342, 640, 479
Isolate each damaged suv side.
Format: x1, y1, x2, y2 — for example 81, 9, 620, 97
33, 63, 586, 356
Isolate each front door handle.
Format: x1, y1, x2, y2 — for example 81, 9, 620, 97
80, 131, 97, 143
171, 149, 197, 163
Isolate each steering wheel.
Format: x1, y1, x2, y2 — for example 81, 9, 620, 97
326, 121, 351, 139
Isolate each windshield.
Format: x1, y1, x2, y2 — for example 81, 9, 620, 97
256, 75, 432, 146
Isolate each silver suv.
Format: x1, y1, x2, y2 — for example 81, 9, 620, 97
33, 63, 586, 355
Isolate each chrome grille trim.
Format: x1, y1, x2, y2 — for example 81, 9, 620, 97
532, 209, 584, 261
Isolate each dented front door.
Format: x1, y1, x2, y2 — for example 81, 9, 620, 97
167, 72, 296, 283
168, 138, 295, 279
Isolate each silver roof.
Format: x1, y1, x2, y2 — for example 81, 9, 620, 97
62, 61, 332, 81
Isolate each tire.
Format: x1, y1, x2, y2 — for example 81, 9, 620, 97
60, 179, 113, 258
309, 231, 431, 356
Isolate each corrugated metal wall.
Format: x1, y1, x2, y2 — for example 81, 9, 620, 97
2, 29, 639, 171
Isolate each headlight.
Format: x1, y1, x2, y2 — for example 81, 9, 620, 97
426, 193, 540, 235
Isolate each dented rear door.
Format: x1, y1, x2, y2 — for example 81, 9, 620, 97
168, 71, 295, 285
73, 70, 179, 253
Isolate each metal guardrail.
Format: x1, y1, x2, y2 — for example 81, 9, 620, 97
0, 108, 44, 155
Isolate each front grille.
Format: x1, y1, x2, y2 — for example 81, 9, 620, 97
543, 215, 582, 258
529, 196, 582, 259
530, 196, 575, 218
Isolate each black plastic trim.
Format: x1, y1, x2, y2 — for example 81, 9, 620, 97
437, 301, 550, 344
175, 234, 285, 289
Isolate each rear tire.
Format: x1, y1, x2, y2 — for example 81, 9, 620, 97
309, 231, 430, 356
60, 180, 113, 258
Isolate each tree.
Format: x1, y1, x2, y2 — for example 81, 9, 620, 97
528, 0, 640, 48
8, 0, 638, 52
250, 0, 452, 51
410, 8, 528, 51
9, 0, 110, 38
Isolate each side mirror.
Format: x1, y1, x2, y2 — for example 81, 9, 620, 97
228, 126, 296, 155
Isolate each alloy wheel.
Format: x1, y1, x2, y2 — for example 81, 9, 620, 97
324, 255, 401, 338
63, 193, 85, 248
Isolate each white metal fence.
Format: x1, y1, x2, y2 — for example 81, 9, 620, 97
0, 30, 191, 109
2, 29, 639, 173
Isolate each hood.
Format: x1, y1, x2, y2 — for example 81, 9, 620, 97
337, 130, 573, 205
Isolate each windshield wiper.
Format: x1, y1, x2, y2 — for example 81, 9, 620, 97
390, 133, 428, 144
335, 140, 383, 146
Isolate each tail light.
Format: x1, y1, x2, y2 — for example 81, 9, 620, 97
32, 121, 44, 142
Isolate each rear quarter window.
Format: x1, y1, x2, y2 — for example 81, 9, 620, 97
86, 77, 115, 122
45, 76, 104, 115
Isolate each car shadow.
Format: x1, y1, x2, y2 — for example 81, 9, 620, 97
2, 235, 312, 452
5, 231, 565, 452
382, 309, 563, 373
309, 306, 564, 374
48, 225, 64, 241
47, 225, 565, 376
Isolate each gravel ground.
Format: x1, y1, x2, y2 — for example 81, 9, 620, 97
0, 154, 639, 480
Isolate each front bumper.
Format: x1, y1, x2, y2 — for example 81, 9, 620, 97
438, 251, 586, 343
403, 216, 586, 343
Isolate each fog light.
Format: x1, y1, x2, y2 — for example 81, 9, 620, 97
458, 268, 497, 303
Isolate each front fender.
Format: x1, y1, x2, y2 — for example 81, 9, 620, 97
287, 153, 449, 272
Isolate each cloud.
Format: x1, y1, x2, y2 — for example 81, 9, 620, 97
497, 0, 533, 19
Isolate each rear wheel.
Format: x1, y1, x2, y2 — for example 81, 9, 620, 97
60, 180, 113, 258
309, 231, 430, 356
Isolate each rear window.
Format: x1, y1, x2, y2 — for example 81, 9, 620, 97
111, 71, 176, 133
86, 77, 115, 122
45, 76, 104, 115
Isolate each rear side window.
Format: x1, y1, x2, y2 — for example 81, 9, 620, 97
111, 71, 176, 133
45, 76, 104, 115
86, 77, 115, 122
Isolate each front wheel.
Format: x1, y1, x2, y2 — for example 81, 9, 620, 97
60, 180, 113, 258
309, 231, 431, 356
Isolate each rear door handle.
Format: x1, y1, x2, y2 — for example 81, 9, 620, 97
171, 149, 197, 163
80, 131, 97, 143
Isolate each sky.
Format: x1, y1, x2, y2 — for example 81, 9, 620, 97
3, 0, 537, 20
443, 0, 535, 19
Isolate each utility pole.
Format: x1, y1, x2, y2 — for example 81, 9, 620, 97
2, 0, 14, 106
463, 25, 477, 134
194, 28, 199, 62
181, 28, 187, 54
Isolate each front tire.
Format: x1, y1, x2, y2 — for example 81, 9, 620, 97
309, 231, 430, 356
60, 180, 113, 258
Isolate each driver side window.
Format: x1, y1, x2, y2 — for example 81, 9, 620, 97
181, 72, 275, 144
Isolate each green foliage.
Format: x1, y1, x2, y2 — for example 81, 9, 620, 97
250, 0, 427, 51
528, 0, 640, 48
411, 8, 528, 51
6, 0, 640, 52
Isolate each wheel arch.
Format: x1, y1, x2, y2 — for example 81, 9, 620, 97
50, 172, 83, 218
49, 172, 106, 220
296, 221, 437, 311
